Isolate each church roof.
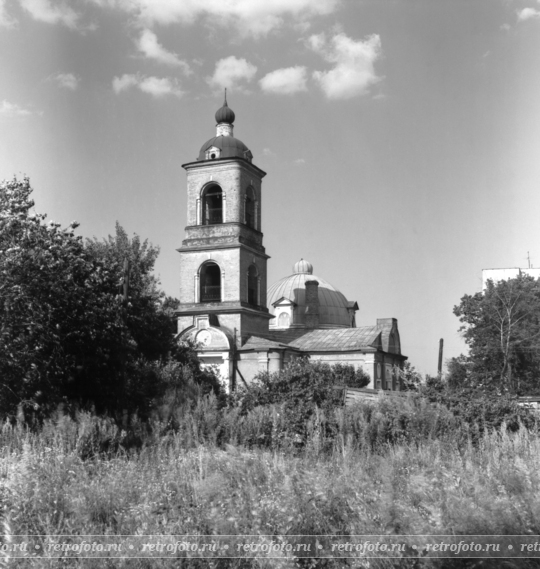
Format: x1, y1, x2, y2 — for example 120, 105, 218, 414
198, 135, 251, 161
239, 326, 382, 352
240, 335, 294, 351
267, 259, 351, 327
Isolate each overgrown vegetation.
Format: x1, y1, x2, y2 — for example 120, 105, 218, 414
1, 403, 539, 568
0, 178, 220, 421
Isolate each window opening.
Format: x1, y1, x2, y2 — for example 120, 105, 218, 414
247, 265, 258, 306
202, 186, 223, 225
278, 312, 290, 327
200, 263, 221, 302
245, 192, 255, 229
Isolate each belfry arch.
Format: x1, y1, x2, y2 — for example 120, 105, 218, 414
201, 185, 223, 225
244, 186, 257, 229
247, 264, 260, 306
199, 262, 222, 302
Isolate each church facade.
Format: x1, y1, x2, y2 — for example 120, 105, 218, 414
176, 99, 406, 390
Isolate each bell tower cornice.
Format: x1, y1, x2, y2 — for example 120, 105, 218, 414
181, 157, 266, 178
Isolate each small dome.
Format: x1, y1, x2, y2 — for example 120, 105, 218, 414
268, 263, 352, 328
293, 259, 313, 274
215, 101, 235, 124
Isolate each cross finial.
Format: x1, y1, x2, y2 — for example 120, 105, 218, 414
224, 88, 228, 106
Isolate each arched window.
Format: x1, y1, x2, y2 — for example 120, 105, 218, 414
245, 187, 256, 229
278, 312, 290, 327
247, 265, 258, 306
200, 263, 221, 302
202, 185, 223, 225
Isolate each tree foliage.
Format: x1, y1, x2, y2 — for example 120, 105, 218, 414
86, 223, 175, 363
0, 178, 126, 416
453, 275, 540, 395
398, 361, 423, 391
0, 178, 219, 420
419, 376, 536, 435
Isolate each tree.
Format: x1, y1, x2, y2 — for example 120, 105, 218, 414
398, 361, 423, 391
0, 178, 219, 420
86, 223, 177, 362
453, 274, 540, 395
0, 178, 126, 416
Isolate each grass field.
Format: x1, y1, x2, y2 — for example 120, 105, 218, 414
1, 399, 540, 568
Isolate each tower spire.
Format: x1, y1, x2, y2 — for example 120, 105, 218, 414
224, 88, 227, 106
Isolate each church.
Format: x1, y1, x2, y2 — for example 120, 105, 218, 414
176, 98, 406, 391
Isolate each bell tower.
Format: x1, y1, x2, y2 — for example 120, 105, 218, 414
176, 96, 272, 348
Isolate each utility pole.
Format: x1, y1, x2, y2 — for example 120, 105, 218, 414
438, 338, 444, 376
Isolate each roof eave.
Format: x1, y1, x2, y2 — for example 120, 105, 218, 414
182, 157, 267, 177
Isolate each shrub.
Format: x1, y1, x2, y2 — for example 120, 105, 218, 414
238, 358, 369, 444
420, 378, 538, 439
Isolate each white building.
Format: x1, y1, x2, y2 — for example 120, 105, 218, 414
482, 268, 540, 290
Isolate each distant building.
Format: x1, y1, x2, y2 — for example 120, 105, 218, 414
482, 268, 540, 290
175, 98, 407, 391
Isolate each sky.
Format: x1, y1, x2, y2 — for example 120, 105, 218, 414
1, 0, 540, 376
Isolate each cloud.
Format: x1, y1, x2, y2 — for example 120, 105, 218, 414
259, 66, 307, 95
19, 0, 80, 29
112, 74, 183, 98
138, 76, 182, 97
113, 74, 139, 93
0, 0, 16, 27
262, 147, 276, 157
294, 158, 306, 165
309, 32, 382, 99
517, 7, 540, 21
52, 73, 80, 90
0, 100, 32, 117
137, 29, 191, 74
207, 56, 257, 92
87, 0, 338, 37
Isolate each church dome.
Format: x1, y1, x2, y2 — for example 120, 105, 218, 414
215, 101, 235, 124
268, 260, 351, 328
198, 135, 251, 161
293, 258, 313, 274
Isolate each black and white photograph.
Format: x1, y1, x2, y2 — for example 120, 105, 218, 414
1, 0, 540, 566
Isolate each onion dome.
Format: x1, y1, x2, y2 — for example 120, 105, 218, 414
197, 92, 253, 162
293, 258, 313, 275
215, 100, 235, 124
268, 261, 351, 328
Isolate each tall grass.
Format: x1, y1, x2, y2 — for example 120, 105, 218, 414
1, 400, 539, 568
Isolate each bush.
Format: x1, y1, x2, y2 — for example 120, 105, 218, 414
420, 377, 538, 439
238, 358, 370, 444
